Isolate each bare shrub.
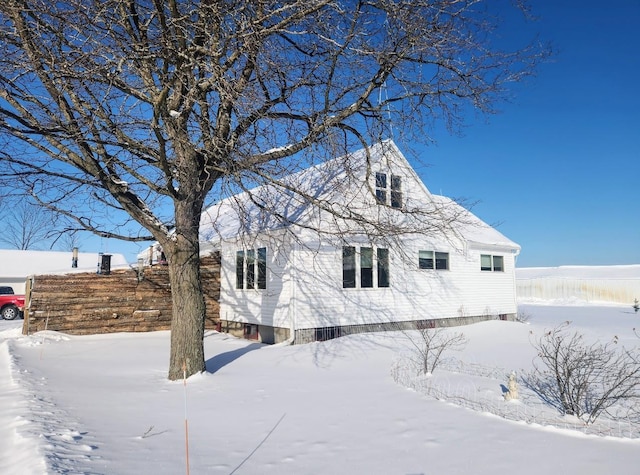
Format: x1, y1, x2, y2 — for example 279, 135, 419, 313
406, 327, 468, 375
524, 323, 640, 424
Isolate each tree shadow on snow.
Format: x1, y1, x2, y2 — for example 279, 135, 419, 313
205, 343, 263, 373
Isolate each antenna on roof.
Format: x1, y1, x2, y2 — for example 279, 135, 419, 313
378, 11, 394, 140
378, 81, 394, 139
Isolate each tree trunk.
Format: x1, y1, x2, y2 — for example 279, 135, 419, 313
165, 231, 207, 380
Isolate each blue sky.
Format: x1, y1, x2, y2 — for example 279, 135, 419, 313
63, 2, 640, 268
409, 1, 640, 267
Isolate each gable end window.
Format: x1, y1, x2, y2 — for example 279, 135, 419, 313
342, 246, 390, 288
481, 254, 504, 272
390, 175, 402, 209
236, 247, 268, 289
419, 250, 449, 270
374, 172, 402, 208
375, 172, 387, 204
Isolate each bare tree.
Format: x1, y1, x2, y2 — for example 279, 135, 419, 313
406, 326, 467, 375
524, 324, 640, 424
0, 1, 547, 379
0, 198, 58, 249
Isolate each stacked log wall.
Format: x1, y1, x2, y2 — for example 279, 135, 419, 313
22, 254, 220, 335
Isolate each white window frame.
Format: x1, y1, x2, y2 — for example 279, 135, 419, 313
236, 247, 268, 289
419, 250, 449, 270
480, 254, 504, 272
374, 172, 402, 208
342, 246, 390, 289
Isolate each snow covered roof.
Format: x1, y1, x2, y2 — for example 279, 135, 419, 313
0, 249, 129, 278
429, 195, 520, 252
199, 140, 391, 242
196, 140, 519, 251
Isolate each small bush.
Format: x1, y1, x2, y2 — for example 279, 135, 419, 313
406, 327, 467, 375
524, 323, 640, 424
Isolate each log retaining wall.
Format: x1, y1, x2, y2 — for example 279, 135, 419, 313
22, 254, 220, 335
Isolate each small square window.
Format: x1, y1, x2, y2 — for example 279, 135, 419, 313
419, 250, 448, 270
435, 252, 449, 270
375, 172, 387, 189
492, 255, 504, 272
419, 250, 434, 269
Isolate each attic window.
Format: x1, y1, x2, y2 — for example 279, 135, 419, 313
390, 175, 402, 208
375, 172, 387, 204
374, 172, 402, 208
481, 254, 504, 272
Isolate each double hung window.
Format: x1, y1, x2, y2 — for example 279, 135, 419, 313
236, 247, 268, 289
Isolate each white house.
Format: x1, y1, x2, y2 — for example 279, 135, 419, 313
191, 140, 520, 343
0, 249, 129, 294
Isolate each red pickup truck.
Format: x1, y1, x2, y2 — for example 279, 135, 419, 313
0, 286, 25, 320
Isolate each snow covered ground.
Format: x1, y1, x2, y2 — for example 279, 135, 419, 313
2, 303, 640, 474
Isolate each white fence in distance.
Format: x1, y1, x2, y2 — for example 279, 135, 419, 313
516, 265, 640, 305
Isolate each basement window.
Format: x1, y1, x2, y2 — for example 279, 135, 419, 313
481, 254, 504, 272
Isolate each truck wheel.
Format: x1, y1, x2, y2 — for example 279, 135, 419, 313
1, 305, 19, 320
